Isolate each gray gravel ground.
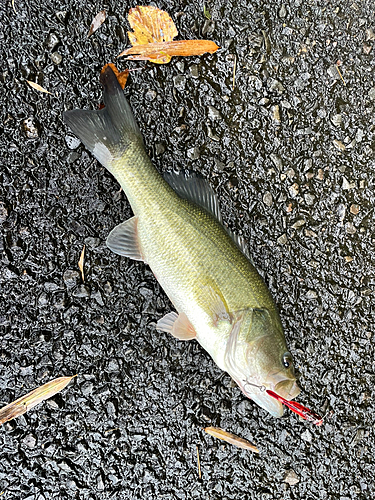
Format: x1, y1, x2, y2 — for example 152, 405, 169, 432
1, 0, 375, 498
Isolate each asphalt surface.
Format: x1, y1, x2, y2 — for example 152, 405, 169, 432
1, 0, 375, 499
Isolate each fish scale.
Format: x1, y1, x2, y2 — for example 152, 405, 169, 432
64, 66, 300, 418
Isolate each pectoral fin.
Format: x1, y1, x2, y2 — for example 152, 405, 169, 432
201, 285, 231, 325
156, 312, 197, 341
106, 216, 145, 262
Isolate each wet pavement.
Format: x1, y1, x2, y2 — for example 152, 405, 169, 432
1, 0, 375, 498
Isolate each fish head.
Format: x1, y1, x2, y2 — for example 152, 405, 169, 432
224, 308, 300, 417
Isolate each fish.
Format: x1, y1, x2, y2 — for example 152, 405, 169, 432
63, 66, 300, 417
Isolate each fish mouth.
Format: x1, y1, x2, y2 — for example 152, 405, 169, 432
249, 380, 300, 418
239, 376, 301, 418
274, 379, 301, 401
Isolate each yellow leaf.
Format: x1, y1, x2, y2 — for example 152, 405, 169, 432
26, 81, 51, 95
204, 426, 259, 453
0, 376, 75, 425
78, 244, 85, 282
126, 5, 178, 64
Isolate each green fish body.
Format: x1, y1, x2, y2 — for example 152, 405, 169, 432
64, 67, 300, 417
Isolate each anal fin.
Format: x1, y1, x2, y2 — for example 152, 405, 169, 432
156, 311, 197, 341
106, 216, 145, 262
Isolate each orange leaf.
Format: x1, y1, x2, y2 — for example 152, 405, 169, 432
204, 426, 259, 453
119, 39, 219, 62
0, 376, 75, 425
101, 63, 129, 90
88, 10, 106, 37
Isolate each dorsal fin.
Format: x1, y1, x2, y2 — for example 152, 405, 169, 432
164, 170, 254, 263
164, 170, 222, 223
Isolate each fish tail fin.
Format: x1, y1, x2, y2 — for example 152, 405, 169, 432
63, 67, 143, 170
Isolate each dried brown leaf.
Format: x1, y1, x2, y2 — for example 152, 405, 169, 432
78, 245, 85, 282
88, 10, 106, 37
119, 39, 219, 62
0, 376, 75, 425
26, 81, 51, 95
101, 63, 129, 90
204, 426, 259, 453
196, 445, 201, 479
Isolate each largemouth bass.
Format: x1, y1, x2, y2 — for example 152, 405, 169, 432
64, 67, 300, 417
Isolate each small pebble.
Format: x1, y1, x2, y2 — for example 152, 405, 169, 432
350, 204, 359, 215
356, 129, 364, 142
23, 118, 39, 139
279, 4, 287, 17
301, 429, 313, 442
305, 229, 317, 237
331, 114, 342, 127
277, 233, 288, 245
306, 290, 318, 299
304, 193, 315, 205
258, 97, 270, 106
187, 147, 200, 160
190, 65, 199, 78
342, 177, 355, 190
270, 153, 283, 169
155, 143, 166, 156
207, 125, 220, 142
55, 10, 67, 22
145, 89, 157, 101
268, 79, 285, 93
368, 87, 375, 100
73, 284, 91, 298
333, 139, 345, 151
214, 158, 225, 171
207, 105, 222, 121
65, 135, 81, 150
176, 61, 185, 73
272, 105, 281, 123
263, 191, 273, 207
173, 75, 186, 90
50, 52, 62, 64
289, 183, 299, 198
23, 434, 37, 448
363, 43, 372, 54
337, 203, 346, 222
284, 469, 299, 486
292, 219, 305, 229
46, 32, 60, 50
81, 381, 94, 395
346, 222, 356, 235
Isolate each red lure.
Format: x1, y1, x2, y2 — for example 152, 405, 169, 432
266, 389, 323, 426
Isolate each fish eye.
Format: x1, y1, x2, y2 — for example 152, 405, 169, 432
282, 352, 293, 369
